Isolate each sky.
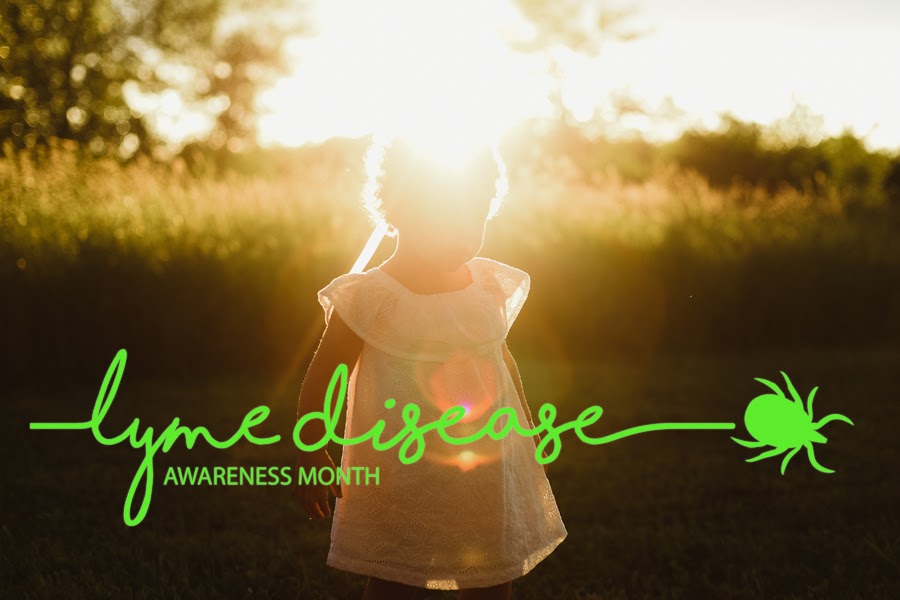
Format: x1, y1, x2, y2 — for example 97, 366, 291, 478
248, 0, 900, 152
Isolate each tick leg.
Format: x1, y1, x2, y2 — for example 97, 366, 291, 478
805, 387, 818, 421
755, 377, 785, 398
780, 446, 802, 475
804, 442, 835, 474
746, 446, 788, 463
731, 437, 766, 448
813, 413, 854, 429
781, 371, 803, 406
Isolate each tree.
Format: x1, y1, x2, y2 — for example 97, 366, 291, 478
0, 0, 155, 162
508, 0, 651, 126
134, 0, 311, 158
0, 0, 311, 163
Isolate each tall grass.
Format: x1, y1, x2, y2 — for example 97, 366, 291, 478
2, 144, 898, 384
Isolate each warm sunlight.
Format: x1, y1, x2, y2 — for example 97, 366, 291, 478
258, 0, 900, 151
9, 0, 898, 594
258, 0, 549, 147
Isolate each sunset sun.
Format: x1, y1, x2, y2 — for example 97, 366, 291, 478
258, 0, 549, 149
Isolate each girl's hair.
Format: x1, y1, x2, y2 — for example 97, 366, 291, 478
361, 134, 509, 238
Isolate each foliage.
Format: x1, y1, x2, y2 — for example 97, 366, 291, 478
0, 0, 308, 164
2, 133, 899, 383
0, 0, 155, 161
529, 115, 900, 211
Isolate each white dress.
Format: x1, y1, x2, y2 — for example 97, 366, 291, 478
316, 256, 567, 590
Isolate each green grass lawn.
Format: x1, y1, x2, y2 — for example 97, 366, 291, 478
4, 345, 899, 599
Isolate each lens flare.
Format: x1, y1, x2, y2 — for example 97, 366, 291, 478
414, 348, 500, 424
432, 449, 497, 472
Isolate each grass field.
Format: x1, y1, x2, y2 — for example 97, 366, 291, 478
4, 148, 899, 383
5, 345, 898, 599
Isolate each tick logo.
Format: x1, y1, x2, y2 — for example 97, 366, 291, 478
731, 372, 854, 475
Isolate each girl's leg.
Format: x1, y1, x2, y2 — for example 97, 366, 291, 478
363, 576, 428, 600
458, 580, 513, 600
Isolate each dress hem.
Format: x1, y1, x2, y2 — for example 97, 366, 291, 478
325, 530, 568, 591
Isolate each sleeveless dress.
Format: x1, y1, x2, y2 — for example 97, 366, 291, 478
316, 256, 567, 590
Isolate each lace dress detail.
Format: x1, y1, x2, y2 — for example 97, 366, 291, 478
316, 256, 567, 590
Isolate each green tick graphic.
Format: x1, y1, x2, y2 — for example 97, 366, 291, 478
731, 371, 854, 475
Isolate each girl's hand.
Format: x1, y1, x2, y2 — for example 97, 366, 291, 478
293, 448, 343, 520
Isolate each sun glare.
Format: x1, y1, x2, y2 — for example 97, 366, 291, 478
392, 124, 497, 173
258, 0, 547, 147
257, 1, 900, 152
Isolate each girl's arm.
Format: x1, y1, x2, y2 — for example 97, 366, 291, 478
294, 310, 364, 519
501, 341, 548, 471
297, 310, 364, 443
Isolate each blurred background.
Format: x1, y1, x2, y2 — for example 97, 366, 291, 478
3, 1, 899, 598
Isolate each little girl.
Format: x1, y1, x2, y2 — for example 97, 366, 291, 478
293, 136, 567, 600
